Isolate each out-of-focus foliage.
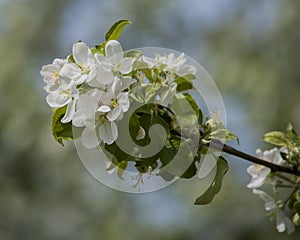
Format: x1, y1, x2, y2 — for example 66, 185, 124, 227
204, 0, 300, 130
0, 0, 299, 239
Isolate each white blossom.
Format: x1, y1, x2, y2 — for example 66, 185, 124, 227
72, 89, 103, 127
71, 84, 126, 147
72, 89, 103, 148
98, 120, 118, 144
246, 148, 284, 189
97, 77, 130, 122
60, 42, 96, 85
142, 53, 196, 76
40, 58, 66, 84
46, 76, 79, 123
253, 189, 295, 234
89, 40, 135, 89
99, 40, 135, 74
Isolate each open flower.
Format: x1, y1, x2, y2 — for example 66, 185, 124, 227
89, 40, 135, 89
46, 77, 79, 123
40, 58, 66, 84
72, 85, 125, 147
60, 42, 96, 85
72, 89, 103, 128
97, 77, 130, 122
246, 148, 284, 188
72, 89, 105, 148
142, 53, 196, 76
98, 40, 135, 75
253, 189, 295, 234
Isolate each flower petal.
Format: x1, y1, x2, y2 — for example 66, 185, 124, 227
73, 42, 89, 66
119, 58, 135, 74
60, 63, 81, 80
246, 165, 270, 188
107, 106, 122, 121
253, 189, 276, 211
120, 76, 134, 91
96, 65, 115, 85
276, 210, 295, 234
117, 93, 129, 112
72, 110, 86, 127
82, 125, 99, 149
98, 105, 111, 113
136, 126, 146, 140
61, 100, 76, 123
111, 77, 122, 95
46, 92, 70, 108
105, 40, 123, 57
99, 121, 118, 144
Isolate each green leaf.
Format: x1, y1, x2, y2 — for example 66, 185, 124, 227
263, 131, 291, 147
67, 54, 75, 63
116, 161, 128, 179
92, 42, 105, 55
173, 94, 198, 125
286, 123, 298, 136
293, 213, 300, 226
182, 93, 202, 124
174, 75, 194, 92
296, 191, 300, 200
52, 106, 73, 146
105, 19, 132, 41
286, 123, 300, 148
124, 50, 143, 59
160, 137, 180, 167
104, 142, 131, 162
210, 129, 239, 144
180, 161, 197, 179
194, 157, 228, 205
294, 201, 300, 214
129, 113, 143, 143
288, 193, 298, 210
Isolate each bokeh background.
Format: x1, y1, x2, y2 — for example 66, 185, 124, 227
1, 0, 299, 239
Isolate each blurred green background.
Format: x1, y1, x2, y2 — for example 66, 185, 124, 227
0, 0, 299, 239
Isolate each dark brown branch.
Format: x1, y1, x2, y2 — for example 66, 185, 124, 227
161, 107, 300, 177
209, 139, 300, 177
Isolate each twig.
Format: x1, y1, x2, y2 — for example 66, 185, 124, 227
209, 139, 300, 177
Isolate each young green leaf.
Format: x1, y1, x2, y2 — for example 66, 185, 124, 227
263, 131, 291, 147
174, 74, 195, 92
116, 161, 128, 179
105, 19, 132, 41
210, 129, 239, 144
194, 157, 228, 205
182, 93, 202, 124
92, 42, 105, 55
294, 201, 300, 214
52, 106, 73, 146
124, 50, 143, 59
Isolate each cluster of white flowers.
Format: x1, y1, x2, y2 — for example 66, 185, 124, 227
41, 40, 134, 147
246, 148, 295, 234
41, 40, 195, 149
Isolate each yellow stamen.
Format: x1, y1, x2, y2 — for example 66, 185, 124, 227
99, 115, 107, 123
54, 72, 59, 79
110, 98, 118, 108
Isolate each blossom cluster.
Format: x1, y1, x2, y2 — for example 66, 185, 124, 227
40, 20, 300, 235
40, 40, 195, 149
246, 148, 295, 234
